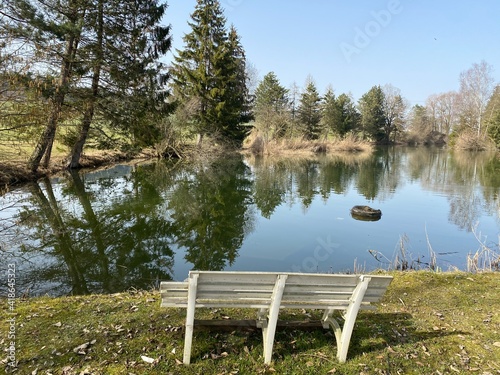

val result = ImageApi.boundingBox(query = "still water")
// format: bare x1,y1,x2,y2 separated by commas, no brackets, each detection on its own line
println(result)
1,147,499,296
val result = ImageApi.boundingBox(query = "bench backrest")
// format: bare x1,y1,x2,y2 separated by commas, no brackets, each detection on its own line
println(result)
161,271,392,310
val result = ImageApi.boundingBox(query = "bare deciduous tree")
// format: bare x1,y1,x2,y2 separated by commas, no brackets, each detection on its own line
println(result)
382,84,408,142
426,91,460,135
459,60,495,136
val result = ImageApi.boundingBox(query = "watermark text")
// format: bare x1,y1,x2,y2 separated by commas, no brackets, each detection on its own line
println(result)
6,263,17,369
340,0,403,63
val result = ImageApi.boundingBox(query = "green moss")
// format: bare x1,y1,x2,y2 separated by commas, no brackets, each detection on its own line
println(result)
2,272,499,374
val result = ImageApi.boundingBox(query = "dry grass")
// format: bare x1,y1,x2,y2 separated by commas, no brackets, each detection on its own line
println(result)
467,227,500,272
243,131,373,156
330,133,373,152
454,130,496,151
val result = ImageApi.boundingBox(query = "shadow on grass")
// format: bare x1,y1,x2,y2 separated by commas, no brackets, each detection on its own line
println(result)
352,312,470,358
187,312,471,364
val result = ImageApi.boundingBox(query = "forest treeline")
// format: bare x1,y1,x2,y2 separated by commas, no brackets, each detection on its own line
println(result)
1,0,500,176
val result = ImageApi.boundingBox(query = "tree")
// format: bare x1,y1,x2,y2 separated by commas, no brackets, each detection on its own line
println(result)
486,85,500,148
336,93,360,136
2,0,173,172
382,84,407,143
358,85,386,141
67,0,173,168
427,92,460,136
459,60,495,136
321,89,359,138
320,87,338,137
298,78,322,140
407,104,431,143
253,72,289,142
2,0,87,172
170,0,249,145
217,25,252,142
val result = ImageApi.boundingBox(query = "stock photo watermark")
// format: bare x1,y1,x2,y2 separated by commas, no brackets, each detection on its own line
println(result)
340,0,403,63
5,263,17,370
289,235,340,273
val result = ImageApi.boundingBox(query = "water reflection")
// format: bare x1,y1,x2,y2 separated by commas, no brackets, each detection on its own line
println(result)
1,148,499,296
168,157,254,270
5,167,176,295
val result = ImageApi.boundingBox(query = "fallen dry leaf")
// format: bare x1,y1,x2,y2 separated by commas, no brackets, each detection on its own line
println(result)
73,342,90,354
141,355,155,364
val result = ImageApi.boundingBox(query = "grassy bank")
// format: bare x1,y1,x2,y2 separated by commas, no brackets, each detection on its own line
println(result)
0,150,144,191
2,272,499,374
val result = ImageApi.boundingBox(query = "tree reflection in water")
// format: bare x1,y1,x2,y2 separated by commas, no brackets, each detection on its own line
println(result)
1,148,499,296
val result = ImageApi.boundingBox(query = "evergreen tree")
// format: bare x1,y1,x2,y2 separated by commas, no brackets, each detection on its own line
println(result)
253,72,289,141
321,88,338,137
321,89,359,137
486,85,500,148
217,25,251,142
336,93,360,135
358,85,386,141
298,79,322,140
171,0,249,145
2,0,173,171
254,72,289,113
90,0,172,153
2,0,87,171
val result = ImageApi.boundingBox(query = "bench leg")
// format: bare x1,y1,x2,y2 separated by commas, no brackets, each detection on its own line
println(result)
322,309,342,350
183,274,199,365
260,274,288,364
336,276,371,362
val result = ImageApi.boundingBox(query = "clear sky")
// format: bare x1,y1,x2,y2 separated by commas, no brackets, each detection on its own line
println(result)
164,0,500,106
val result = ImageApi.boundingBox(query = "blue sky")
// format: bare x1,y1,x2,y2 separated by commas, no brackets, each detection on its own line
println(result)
164,0,500,106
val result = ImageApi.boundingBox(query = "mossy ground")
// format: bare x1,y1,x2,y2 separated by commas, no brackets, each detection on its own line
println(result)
1,272,499,374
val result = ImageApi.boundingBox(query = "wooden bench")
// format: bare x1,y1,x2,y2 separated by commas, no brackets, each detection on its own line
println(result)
161,271,393,365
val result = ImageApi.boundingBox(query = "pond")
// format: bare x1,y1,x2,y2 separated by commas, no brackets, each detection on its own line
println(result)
1,147,499,296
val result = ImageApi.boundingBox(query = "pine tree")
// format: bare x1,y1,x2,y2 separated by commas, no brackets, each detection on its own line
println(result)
321,88,338,137
171,0,249,145
486,85,500,148
359,85,386,141
3,0,173,171
322,90,359,138
298,79,322,140
2,0,87,171
253,72,289,141
336,93,360,135
93,0,172,151
217,25,251,142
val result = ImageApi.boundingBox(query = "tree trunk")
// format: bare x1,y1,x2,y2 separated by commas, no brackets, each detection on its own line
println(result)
28,111,59,172
68,104,94,169
42,130,55,168
28,35,77,172
68,0,103,169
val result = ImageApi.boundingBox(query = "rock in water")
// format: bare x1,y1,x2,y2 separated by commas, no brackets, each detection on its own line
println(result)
350,205,382,221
